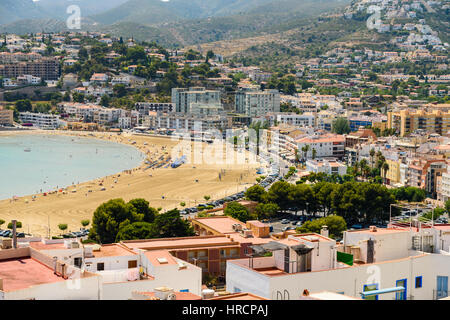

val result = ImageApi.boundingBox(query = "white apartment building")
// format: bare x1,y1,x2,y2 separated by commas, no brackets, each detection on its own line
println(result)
148,111,229,132
296,134,346,160
111,76,131,86
235,89,280,117
135,102,174,115
438,172,450,202
19,112,62,129
275,113,315,127
306,158,347,176
172,87,221,113
188,103,224,116
226,227,450,300
17,74,42,85
93,108,121,125
12,239,203,300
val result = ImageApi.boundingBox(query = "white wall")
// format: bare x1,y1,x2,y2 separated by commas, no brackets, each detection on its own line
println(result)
102,257,202,299
344,230,411,263
3,274,102,300
84,255,139,272
226,254,450,300
226,258,271,298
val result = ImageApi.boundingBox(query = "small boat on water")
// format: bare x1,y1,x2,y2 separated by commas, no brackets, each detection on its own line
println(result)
24,148,31,152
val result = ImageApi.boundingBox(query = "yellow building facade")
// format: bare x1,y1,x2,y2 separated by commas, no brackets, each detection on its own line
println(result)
387,109,450,137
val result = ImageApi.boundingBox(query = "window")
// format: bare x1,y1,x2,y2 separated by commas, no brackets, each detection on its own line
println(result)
128,260,137,268
415,276,422,288
97,262,104,271
396,279,407,300
74,257,82,268
363,284,378,300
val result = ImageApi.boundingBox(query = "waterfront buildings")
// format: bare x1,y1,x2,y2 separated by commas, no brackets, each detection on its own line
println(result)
235,89,280,117
19,112,62,129
0,107,13,126
172,87,221,113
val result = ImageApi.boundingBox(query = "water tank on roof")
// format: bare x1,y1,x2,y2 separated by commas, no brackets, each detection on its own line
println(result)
202,289,215,299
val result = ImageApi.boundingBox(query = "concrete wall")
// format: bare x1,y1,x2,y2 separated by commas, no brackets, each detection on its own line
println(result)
0,247,30,260
344,230,411,263
226,259,271,298
102,258,202,300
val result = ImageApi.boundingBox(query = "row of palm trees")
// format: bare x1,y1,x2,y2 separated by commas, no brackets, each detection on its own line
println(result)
354,148,389,183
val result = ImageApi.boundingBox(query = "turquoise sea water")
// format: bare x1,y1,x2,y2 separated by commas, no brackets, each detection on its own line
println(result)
0,134,145,200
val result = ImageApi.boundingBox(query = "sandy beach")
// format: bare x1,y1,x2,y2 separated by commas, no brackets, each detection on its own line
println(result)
0,130,262,237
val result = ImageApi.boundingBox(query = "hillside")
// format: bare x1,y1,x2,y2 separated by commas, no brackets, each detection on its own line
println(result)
35,0,130,18
91,0,276,25
90,0,349,47
0,0,47,25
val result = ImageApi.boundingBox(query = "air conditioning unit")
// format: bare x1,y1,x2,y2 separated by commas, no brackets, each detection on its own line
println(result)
202,289,215,299
242,229,253,238
232,224,243,231
71,242,80,249
84,246,94,258
1,238,12,249
154,286,174,300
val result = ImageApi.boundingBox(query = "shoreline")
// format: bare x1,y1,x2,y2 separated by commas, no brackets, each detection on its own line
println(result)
0,129,148,201
0,129,263,237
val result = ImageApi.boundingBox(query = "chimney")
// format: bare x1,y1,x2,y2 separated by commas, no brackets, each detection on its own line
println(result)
12,220,17,249
0,278,3,291
321,225,329,238
53,257,58,275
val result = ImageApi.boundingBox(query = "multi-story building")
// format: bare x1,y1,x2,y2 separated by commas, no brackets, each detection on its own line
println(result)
147,111,230,132
135,102,174,115
235,89,280,117
19,112,62,129
403,158,447,197
274,113,315,128
226,226,450,300
387,109,450,137
0,107,14,126
0,57,60,80
306,159,347,176
172,87,221,113
437,170,450,202
296,134,345,160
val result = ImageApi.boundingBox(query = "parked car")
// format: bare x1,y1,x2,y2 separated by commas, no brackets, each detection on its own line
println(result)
350,224,363,229
1,230,12,237
282,226,293,232
281,219,290,224
295,221,303,227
